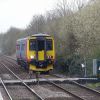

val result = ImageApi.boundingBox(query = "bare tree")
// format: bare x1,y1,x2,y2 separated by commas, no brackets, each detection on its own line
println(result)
28,15,46,34
56,0,72,17
75,0,89,11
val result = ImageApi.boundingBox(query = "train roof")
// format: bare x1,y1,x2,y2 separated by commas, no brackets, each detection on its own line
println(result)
17,37,28,42
32,33,50,37
17,33,51,42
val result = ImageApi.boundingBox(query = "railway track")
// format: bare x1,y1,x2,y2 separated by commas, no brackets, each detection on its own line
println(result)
0,56,84,100
0,60,17,80
0,61,43,100
54,81,100,100
1,55,100,100
0,77,12,100
2,56,62,79
1,56,30,79
49,74,100,100
30,82,84,100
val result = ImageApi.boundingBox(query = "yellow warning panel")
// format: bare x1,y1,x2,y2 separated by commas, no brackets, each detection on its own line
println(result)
29,64,53,71
38,51,44,61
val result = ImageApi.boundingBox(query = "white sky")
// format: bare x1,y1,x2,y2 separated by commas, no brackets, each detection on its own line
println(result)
0,0,58,33
0,0,89,33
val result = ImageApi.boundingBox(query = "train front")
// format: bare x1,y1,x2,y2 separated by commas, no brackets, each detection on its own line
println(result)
28,34,55,72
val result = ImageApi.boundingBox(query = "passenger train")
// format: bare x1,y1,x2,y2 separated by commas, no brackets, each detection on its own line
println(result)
16,33,55,73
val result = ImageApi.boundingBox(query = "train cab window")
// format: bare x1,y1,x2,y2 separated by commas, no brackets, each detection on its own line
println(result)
29,39,36,50
46,39,53,50
38,40,45,51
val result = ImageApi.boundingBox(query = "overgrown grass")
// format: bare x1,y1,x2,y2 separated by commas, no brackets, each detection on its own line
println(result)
86,83,100,89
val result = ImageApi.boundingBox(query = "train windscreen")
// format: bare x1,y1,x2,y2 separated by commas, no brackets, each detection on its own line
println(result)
38,40,45,51
46,39,52,50
29,39,36,50
29,39,52,51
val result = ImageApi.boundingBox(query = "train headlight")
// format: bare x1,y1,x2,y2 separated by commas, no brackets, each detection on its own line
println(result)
30,55,34,59
47,56,53,59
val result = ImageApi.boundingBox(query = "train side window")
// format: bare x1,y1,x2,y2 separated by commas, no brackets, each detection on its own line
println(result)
29,39,36,50
46,39,53,50
16,45,20,50
21,44,25,51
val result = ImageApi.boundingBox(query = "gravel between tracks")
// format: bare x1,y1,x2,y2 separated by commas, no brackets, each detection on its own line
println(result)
30,84,80,100
58,83,100,100
0,85,38,100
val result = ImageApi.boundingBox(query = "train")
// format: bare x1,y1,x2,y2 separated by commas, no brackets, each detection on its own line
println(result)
16,33,55,73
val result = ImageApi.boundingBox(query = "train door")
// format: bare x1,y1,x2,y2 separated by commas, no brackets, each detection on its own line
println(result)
37,39,46,61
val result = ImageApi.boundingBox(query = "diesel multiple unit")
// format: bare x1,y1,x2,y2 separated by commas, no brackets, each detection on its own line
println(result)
16,33,55,72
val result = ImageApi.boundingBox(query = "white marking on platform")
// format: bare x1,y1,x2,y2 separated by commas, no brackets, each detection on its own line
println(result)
0,91,3,100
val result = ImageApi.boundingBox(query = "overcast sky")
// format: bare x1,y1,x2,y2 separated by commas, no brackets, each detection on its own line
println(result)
0,0,89,33
0,0,59,33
